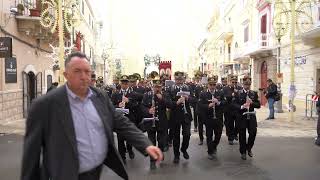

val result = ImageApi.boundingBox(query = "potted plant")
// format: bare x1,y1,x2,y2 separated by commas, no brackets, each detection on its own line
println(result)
29,0,41,17
17,4,24,15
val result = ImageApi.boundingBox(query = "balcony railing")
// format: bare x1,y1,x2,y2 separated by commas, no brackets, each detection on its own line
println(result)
242,33,275,56
16,0,41,17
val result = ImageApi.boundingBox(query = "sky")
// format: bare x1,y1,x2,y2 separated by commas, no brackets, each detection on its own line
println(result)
91,0,215,73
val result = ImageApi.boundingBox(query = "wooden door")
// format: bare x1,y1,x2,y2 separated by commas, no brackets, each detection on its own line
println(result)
260,61,268,106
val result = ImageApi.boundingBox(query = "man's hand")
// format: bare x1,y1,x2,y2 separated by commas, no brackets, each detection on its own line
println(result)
118,102,125,108
149,107,155,115
146,146,163,163
156,94,163,100
176,97,185,105
122,97,129,103
208,102,215,108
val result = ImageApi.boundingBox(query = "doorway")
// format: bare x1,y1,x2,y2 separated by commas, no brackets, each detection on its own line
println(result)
260,61,268,106
23,71,42,118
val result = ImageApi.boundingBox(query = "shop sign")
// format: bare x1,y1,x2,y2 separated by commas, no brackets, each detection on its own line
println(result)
5,57,17,83
0,37,12,58
283,56,307,65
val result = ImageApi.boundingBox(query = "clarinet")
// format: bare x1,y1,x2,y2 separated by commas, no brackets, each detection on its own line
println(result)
246,92,251,120
212,93,217,119
151,91,157,127
180,88,188,115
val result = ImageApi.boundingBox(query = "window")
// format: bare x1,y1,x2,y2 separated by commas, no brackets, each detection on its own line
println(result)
318,5,320,22
82,0,85,14
47,75,52,90
244,25,249,43
228,44,231,61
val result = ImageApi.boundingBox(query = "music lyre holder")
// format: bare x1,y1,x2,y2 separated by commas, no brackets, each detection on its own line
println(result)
115,108,130,115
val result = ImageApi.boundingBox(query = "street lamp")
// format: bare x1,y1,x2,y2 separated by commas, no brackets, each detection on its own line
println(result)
101,50,109,84
273,0,316,120
40,0,80,84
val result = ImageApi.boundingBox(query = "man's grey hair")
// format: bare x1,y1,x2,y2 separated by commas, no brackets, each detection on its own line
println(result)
65,51,89,68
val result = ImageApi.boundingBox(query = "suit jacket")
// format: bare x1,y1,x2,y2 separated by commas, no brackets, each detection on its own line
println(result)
21,85,152,180
141,91,170,131
198,90,226,127
232,89,261,128
111,89,141,125
167,84,194,123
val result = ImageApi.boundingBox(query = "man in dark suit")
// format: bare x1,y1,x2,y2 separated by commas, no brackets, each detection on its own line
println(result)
21,52,163,180
111,75,143,162
198,77,225,159
233,77,260,160
141,77,170,169
167,71,194,164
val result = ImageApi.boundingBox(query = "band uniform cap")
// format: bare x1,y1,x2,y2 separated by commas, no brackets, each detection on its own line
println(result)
243,75,251,82
128,75,138,82
221,77,227,81
133,73,141,81
120,75,129,82
174,71,185,80
194,74,202,79
231,75,238,81
91,73,96,79
152,76,161,86
97,76,103,81
212,75,219,81
208,77,218,84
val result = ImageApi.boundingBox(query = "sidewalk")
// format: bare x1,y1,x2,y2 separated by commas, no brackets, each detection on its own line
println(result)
0,118,25,135
255,107,317,138
0,107,318,138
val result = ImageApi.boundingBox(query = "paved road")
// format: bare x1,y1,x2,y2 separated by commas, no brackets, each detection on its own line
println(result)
1,133,319,180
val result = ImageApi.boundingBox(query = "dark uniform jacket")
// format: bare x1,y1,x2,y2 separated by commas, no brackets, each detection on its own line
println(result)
167,84,195,123
198,89,226,127
232,89,261,128
111,89,141,125
141,91,170,130
223,85,242,112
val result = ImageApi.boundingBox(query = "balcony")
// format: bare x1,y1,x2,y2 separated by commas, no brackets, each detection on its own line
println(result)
243,33,275,58
217,23,233,40
233,47,250,63
14,0,68,42
301,23,320,45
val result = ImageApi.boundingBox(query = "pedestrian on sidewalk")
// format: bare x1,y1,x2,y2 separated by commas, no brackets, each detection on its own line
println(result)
263,79,278,120
21,52,163,180
46,82,58,93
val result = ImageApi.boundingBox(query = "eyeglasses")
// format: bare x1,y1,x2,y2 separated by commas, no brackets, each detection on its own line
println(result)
208,83,216,86
232,82,237,84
